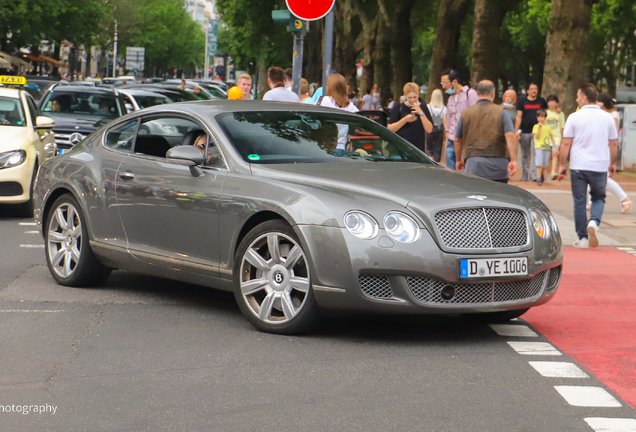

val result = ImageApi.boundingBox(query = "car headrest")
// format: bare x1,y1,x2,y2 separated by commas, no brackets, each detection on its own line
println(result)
182,129,205,147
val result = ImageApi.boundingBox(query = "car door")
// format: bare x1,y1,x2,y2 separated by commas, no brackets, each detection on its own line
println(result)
115,113,227,276
24,93,56,162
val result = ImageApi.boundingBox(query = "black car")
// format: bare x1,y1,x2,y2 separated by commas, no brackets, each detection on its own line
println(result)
120,84,197,102
38,85,127,154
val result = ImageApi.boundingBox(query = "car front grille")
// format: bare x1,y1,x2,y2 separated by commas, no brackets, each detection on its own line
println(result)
54,131,87,148
546,266,561,293
406,270,547,305
359,275,393,300
434,207,529,249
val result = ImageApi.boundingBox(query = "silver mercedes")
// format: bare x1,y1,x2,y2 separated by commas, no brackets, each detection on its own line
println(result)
33,101,563,334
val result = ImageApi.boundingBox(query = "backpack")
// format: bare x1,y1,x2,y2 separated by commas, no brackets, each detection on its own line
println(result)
428,104,445,133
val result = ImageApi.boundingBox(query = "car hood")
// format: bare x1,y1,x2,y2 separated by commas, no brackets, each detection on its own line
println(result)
46,114,112,131
252,162,541,212
0,126,29,151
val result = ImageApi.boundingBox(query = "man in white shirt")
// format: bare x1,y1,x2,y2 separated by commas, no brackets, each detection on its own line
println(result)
263,67,300,103
558,83,618,248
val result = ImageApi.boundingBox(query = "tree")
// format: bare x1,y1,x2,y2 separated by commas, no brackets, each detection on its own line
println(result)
541,0,599,115
350,0,379,98
426,0,473,100
470,0,523,89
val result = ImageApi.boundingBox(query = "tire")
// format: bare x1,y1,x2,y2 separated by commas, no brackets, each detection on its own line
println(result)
233,220,320,334
18,165,37,218
44,194,111,287
464,308,530,323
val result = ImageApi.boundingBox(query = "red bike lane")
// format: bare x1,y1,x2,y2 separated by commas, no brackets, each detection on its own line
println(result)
524,247,636,409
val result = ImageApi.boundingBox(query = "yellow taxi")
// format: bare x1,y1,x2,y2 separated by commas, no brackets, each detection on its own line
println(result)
0,76,57,215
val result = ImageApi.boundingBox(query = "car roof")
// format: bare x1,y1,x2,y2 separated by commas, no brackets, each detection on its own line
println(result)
48,85,119,94
139,100,349,117
0,88,23,98
119,88,171,97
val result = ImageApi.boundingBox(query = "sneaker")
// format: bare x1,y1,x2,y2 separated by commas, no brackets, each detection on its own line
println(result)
587,220,599,247
549,172,558,180
537,178,544,186
573,238,589,249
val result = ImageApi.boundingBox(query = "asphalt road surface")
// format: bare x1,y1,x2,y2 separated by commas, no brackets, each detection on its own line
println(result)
1,207,635,431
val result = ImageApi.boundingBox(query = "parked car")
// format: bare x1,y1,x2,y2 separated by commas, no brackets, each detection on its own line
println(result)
120,85,198,103
38,84,127,153
0,85,56,215
33,101,563,334
118,88,173,112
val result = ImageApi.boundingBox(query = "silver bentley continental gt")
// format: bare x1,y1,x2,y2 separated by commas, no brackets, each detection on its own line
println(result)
33,101,563,334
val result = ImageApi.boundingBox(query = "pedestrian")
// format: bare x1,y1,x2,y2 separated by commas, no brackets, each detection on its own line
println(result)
532,109,555,186
425,89,447,162
440,69,478,169
319,73,359,156
453,80,517,183
284,68,293,91
371,84,380,110
300,78,313,104
515,83,547,181
237,73,253,100
545,95,565,180
587,93,631,213
387,97,395,110
557,84,618,248
178,79,186,90
263,67,300,102
387,82,434,152
501,89,517,124
361,88,372,110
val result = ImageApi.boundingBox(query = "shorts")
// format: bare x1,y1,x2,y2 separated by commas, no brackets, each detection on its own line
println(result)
534,148,551,168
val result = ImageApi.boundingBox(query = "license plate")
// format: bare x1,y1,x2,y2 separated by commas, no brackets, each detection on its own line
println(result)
460,257,528,278
58,148,68,155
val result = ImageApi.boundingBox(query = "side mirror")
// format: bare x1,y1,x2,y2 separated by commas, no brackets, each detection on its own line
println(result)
166,145,205,177
35,116,55,129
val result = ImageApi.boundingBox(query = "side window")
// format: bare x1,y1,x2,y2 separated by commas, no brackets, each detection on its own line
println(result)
105,119,138,153
205,138,226,169
25,95,38,124
134,116,204,159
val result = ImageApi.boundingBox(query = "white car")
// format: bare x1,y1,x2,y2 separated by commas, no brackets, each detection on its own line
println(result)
0,84,57,215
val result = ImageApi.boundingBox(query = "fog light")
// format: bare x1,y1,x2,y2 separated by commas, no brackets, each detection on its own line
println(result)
440,285,456,301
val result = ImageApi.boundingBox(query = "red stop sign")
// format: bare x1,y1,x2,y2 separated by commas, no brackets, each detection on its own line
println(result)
286,0,335,21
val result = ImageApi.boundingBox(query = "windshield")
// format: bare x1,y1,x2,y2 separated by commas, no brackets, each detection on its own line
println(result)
216,111,434,165
41,91,123,118
0,97,26,127
134,95,172,109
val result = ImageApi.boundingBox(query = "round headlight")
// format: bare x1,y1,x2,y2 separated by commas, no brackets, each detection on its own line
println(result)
344,211,379,239
383,212,421,243
531,209,551,239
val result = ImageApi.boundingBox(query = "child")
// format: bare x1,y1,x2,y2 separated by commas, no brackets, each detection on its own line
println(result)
545,95,565,180
533,109,555,186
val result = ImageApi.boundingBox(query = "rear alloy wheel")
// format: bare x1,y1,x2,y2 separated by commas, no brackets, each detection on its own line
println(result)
45,194,111,287
234,220,319,334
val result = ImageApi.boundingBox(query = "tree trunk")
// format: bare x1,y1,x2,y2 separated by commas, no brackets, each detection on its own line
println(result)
351,0,378,99
333,0,359,90
470,0,522,90
303,18,324,85
257,59,268,100
541,0,598,116
426,0,473,101
373,14,392,107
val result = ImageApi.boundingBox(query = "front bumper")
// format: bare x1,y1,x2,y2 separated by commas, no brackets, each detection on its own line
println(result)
298,225,563,314
0,157,35,204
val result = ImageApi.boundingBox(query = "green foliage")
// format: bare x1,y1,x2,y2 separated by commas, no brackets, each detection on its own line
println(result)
216,0,292,74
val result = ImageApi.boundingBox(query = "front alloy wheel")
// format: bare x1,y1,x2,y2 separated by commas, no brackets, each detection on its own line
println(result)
234,220,319,334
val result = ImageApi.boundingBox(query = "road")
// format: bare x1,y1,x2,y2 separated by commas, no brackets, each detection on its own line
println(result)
0,205,635,431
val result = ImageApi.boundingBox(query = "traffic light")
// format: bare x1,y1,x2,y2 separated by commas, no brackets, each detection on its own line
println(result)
272,10,307,33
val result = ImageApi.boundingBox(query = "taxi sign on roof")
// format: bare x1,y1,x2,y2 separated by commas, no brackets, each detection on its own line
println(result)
0,76,27,86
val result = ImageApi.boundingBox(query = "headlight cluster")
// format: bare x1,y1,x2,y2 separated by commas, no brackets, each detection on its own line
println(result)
344,210,421,243
0,150,26,170
531,209,551,239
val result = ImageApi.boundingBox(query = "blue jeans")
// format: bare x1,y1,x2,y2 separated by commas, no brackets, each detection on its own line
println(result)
571,170,607,240
446,139,456,169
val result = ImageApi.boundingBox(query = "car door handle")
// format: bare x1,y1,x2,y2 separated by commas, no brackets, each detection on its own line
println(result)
119,172,135,180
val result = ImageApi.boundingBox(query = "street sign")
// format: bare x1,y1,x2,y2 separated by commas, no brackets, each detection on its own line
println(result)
207,19,219,56
125,47,145,72
285,0,335,21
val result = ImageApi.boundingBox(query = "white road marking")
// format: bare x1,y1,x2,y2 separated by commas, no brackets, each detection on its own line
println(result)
20,244,44,248
616,247,635,251
490,324,538,337
529,361,588,378
23,230,40,234
508,341,562,356
0,310,66,313
584,417,636,431
554,386,621,407
18,222,37,226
